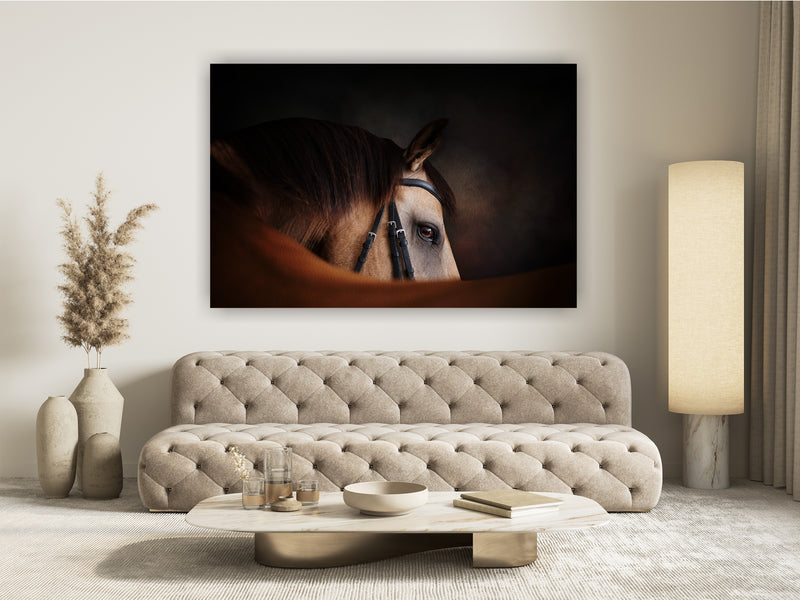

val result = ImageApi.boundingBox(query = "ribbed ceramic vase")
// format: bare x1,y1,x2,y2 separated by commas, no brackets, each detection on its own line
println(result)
35,395,79,498
69,369,124,490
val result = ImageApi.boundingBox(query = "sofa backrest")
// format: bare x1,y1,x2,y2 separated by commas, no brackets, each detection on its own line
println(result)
171,351,631,427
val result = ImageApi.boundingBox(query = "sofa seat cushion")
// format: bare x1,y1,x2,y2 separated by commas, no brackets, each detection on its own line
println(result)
138,422,662,512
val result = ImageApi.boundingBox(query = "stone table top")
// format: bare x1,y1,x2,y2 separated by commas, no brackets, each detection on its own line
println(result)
187,491,609,534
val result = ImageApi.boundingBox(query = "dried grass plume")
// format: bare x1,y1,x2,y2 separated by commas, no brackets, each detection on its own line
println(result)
57,173,158,368
229,446,250,482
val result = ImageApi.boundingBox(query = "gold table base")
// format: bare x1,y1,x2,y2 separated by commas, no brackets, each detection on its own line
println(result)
254,531,538,568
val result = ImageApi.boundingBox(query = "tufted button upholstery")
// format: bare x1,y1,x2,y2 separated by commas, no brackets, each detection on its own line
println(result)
170,351,631,427
139,351,661,512
137,421,662,512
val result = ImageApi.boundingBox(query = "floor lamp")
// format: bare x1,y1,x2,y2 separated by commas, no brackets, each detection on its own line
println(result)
668,160,744,489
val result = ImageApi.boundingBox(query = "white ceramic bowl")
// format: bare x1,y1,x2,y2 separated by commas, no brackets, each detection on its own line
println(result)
343,481,429,516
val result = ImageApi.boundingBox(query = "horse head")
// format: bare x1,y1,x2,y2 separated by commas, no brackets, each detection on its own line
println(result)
211,118,460,282
323,119,460,281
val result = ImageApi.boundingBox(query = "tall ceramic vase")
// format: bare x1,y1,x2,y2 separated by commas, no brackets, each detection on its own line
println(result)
69,369,124,490
35,395,79,498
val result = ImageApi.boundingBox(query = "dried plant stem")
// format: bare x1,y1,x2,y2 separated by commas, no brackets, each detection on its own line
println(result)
230,446,250,482
57,173,157,368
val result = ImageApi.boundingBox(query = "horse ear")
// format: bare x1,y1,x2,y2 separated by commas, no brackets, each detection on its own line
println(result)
404,118,448,172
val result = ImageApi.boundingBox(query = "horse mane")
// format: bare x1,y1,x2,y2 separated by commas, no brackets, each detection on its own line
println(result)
211,118,455,249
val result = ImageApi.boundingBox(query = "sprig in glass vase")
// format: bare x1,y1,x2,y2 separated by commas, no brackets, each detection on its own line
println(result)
229,446,250,482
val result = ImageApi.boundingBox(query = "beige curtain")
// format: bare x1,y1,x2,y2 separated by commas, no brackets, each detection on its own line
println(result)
751,1,800,500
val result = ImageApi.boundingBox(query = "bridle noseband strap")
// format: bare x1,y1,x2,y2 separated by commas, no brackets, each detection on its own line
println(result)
353,178,443,280
387,202,405,279
394,206,415,280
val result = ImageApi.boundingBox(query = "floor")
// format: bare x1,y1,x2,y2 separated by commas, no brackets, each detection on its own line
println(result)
0,478,798,600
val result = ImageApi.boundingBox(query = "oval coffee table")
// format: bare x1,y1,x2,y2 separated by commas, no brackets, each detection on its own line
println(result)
187,491,609,568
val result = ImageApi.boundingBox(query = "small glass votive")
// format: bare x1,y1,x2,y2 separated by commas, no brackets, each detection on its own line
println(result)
296,479,319,506
241,478,266,509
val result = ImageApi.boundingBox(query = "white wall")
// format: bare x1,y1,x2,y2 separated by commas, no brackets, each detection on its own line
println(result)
0,1,758,480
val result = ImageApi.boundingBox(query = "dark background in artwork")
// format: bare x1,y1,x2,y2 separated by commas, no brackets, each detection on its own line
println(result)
211,64,576,280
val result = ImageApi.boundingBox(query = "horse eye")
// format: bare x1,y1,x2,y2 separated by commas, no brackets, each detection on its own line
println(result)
417,224,439,244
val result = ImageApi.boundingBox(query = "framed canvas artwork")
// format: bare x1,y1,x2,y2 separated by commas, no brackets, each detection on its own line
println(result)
211,64,576,307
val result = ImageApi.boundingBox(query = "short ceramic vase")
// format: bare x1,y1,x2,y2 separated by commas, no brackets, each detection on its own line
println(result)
35,395,79,498
69,368,124,490
82,432,123,499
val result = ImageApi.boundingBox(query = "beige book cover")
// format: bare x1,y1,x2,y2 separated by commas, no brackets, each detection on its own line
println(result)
460,489,563,511
453,498,560,518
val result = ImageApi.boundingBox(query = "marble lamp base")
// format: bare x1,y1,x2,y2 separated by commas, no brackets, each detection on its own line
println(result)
682,414,730,489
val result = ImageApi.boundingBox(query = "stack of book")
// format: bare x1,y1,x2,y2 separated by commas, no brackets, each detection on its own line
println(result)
453,489,563,518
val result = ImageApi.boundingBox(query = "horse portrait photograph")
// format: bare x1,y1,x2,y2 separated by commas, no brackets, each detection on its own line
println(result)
210,64,576,307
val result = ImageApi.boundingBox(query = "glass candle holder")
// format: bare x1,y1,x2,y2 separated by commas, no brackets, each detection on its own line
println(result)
241,477,266,510
296,479,319,506
266,447,293,505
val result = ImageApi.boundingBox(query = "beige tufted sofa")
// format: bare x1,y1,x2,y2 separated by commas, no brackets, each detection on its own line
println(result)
137,351,662,512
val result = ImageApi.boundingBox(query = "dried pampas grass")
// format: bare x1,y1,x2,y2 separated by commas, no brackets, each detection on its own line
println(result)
57,173,157,368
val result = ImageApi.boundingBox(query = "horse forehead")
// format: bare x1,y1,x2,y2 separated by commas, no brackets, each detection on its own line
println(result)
394,185,444,219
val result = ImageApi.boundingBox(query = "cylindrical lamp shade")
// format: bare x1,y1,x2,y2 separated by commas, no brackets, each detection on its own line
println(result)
668,161,744,415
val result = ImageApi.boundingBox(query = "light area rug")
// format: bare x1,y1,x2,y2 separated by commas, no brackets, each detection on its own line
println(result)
0,478,797,600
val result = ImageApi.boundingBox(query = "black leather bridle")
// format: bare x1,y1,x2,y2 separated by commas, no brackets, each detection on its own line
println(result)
353,178,444,280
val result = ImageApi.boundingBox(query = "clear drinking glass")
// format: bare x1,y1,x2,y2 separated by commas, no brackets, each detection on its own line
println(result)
241,477,266,509
266,447,293,505
296,479,319,506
